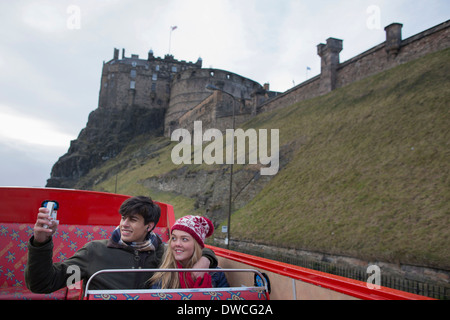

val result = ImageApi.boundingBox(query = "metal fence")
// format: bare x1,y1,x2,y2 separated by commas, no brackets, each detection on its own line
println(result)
215,243,449,300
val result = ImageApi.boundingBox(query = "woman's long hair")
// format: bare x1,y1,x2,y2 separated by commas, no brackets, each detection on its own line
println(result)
148,235,203,289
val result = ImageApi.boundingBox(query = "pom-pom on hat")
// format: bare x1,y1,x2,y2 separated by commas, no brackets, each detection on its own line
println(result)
171,215,214,248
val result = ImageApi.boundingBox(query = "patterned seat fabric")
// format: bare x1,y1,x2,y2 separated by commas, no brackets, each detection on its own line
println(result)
0,223,168,300
87,289,268,300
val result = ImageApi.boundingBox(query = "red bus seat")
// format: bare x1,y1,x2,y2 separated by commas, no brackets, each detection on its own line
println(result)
84,268,270,300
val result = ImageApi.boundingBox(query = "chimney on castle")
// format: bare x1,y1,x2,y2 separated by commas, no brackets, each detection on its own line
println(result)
385,23,403,57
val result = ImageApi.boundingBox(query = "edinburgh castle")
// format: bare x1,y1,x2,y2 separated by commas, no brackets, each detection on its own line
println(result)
47,20,449,188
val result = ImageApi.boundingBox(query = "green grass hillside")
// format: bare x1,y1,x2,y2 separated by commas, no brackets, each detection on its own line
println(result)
230,48,450,269
89,48,449,270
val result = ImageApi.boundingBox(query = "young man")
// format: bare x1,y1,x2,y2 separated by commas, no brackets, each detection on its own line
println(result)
25,196,217,293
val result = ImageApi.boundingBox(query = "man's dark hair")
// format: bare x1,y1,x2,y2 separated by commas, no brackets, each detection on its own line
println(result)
119,196,161,227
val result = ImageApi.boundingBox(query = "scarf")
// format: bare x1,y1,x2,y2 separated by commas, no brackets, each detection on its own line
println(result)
177,262,212,288
109,226,160,252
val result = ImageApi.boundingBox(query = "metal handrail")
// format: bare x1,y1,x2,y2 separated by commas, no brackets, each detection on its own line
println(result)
84,268,269,298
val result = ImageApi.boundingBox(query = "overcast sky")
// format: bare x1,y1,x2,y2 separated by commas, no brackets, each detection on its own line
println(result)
0,0,448,188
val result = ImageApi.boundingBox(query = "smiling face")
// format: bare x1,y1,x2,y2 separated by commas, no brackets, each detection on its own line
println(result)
119,213,154,243
170,229,196,267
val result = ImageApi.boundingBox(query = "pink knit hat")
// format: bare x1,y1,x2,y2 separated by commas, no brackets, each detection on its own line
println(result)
171,215,214,248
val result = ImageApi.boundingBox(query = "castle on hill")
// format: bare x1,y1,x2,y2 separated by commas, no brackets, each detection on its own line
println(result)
97,20,449,137
99,48,280,137
47,20,449,188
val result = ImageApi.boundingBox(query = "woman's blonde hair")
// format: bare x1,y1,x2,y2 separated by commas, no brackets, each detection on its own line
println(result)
148,235,203,289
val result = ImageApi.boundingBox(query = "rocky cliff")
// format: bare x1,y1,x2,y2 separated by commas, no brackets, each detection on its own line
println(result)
46,106,165,188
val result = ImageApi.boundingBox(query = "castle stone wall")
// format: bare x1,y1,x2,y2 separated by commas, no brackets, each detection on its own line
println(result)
336,20,450,89
98,51,202,111
165,68,264,136
259,20,449,114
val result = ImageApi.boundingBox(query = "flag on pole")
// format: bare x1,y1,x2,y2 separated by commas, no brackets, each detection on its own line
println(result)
169,26,178,54
306,66,311,80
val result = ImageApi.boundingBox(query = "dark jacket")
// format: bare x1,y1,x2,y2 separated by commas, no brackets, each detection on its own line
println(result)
25,234,217,294
211,269,230,288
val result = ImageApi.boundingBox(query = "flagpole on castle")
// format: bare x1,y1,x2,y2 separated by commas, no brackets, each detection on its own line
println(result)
169,25,177,55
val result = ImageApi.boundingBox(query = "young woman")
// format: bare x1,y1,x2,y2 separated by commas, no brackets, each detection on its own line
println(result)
148,215,228,289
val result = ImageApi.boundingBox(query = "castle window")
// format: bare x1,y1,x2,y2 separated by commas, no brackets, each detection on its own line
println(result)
130,81,135,89
152,74,157,81
171,66,177,72
210,71,215,77
130,70,136,78
155,65,160,71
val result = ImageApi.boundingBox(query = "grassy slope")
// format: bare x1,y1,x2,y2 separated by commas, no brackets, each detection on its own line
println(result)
87,135,204,219
230,48,449,269
90,48,449,269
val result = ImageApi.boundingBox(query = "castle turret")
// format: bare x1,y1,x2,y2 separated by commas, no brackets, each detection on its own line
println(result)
385,23,403,57
165,68,265,136
317,37,343,93
148,49,154,60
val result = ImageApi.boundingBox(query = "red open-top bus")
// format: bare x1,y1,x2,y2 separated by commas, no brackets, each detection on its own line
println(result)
0,187,433,300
